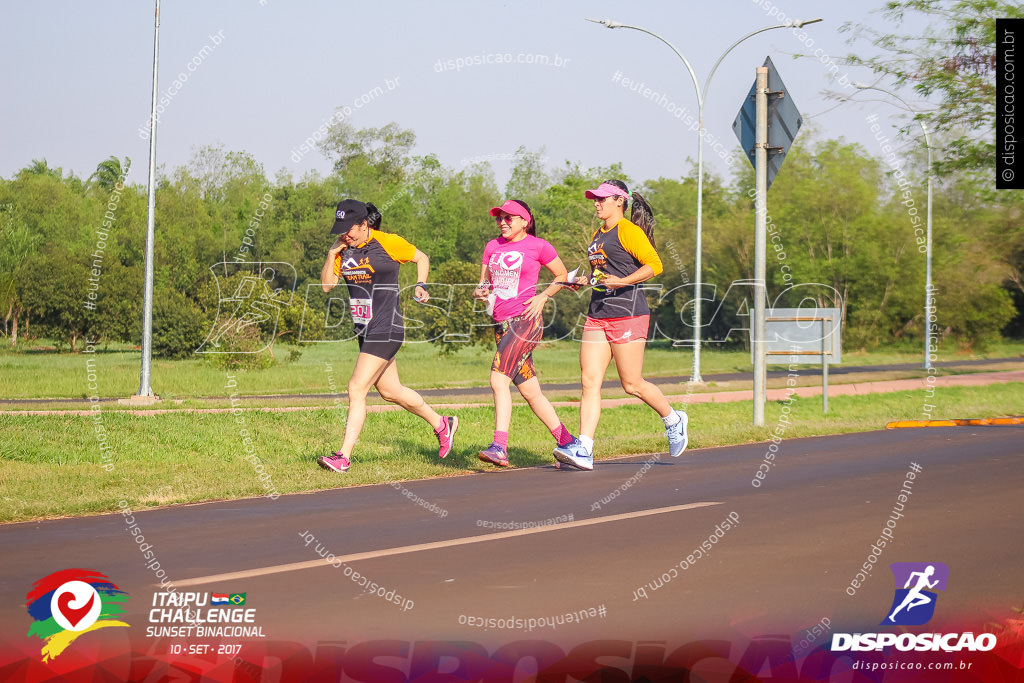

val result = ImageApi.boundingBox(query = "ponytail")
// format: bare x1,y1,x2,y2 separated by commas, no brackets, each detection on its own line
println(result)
365,202,382,229
628,191,656,248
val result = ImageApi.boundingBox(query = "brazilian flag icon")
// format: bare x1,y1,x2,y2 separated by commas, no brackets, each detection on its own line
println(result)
228,593,246,605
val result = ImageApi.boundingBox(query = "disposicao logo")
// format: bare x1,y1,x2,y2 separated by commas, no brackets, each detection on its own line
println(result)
883,562,948,626
831,562,996,653
25,569,130,662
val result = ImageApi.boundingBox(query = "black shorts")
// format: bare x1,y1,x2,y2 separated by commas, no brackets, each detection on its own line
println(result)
357,335,403,361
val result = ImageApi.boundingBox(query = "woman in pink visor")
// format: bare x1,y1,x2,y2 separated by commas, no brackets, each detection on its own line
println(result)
553,180,688,471
472,199,578,468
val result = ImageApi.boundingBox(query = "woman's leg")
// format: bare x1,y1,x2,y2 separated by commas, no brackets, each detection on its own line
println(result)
608,340,674,417
490,371,514,434
338,352,392,456
375,358,458,458
374,359,442,429
488,317,541,450
579,328,613,440
517,376,562,432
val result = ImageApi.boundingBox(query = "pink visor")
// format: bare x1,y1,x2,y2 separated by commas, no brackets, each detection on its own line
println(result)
489,200,532,221
584,182,629,200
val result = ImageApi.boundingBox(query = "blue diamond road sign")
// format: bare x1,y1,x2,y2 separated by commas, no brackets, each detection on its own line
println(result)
732,56,803,190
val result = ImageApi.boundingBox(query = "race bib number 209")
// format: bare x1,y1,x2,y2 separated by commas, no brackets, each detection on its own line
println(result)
349,298,372,325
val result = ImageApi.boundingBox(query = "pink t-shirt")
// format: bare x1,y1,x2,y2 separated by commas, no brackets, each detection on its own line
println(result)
482,235,558,322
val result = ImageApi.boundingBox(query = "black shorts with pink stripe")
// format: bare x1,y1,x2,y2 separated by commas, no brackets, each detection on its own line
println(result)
491,315,543,386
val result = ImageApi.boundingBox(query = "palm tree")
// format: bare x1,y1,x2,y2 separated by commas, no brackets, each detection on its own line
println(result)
89,156,131,194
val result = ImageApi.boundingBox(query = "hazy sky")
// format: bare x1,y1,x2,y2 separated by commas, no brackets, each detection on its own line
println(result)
0,0,932,189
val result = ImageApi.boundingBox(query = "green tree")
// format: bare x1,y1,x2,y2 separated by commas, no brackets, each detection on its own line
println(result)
19,253,99,351
19,158,64,181
0,206,41,345
533,162,628,259
505,146,550,200
318,121,416,185
416,260,492,356
88,156,131,195
151,287,210,360
841,0,1024,176
99,261,144,344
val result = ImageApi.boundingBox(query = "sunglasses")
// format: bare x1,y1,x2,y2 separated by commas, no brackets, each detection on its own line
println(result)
593,196,617,203
495,214,523,224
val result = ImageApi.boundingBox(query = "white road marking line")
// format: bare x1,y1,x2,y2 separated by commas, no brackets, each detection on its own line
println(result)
172,501,722,587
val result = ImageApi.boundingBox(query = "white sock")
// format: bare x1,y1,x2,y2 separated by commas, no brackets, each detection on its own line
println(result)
579,435,594,454
662,410,681,428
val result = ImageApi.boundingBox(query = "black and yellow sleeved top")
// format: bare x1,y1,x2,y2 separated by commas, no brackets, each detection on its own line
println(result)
333,230,416,341
586,218,664,319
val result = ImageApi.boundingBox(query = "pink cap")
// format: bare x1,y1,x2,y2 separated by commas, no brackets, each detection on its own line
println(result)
584,182,629,200
489,199,532,221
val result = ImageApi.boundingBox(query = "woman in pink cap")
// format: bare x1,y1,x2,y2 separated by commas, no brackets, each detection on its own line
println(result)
472,199,578,467
553,180,688,471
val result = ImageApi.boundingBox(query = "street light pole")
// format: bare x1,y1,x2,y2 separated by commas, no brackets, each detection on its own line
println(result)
586,17,821,383
136,0,160,401
854,84,933,370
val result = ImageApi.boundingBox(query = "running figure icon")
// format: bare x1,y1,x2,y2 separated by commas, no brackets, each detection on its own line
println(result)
887,565,939,623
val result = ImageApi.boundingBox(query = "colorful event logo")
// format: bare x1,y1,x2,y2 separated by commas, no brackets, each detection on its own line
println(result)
882,562,949,626
25,569,129,662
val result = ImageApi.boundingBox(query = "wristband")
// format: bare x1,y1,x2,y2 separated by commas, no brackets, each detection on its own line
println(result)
416,282,428,290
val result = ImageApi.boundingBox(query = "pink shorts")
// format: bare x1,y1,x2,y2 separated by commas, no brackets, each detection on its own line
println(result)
583,315,650,344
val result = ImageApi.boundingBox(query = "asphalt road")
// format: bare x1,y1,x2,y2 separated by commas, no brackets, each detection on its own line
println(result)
2,425,1022,675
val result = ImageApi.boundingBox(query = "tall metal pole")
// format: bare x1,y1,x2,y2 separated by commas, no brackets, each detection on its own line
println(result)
924,124,933,370
137,0,160,399
753,66,769,427
853,84,933,370
585,19,821,384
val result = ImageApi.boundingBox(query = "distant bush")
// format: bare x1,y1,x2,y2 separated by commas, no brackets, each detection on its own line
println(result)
152,289,208,360
204,323,276,371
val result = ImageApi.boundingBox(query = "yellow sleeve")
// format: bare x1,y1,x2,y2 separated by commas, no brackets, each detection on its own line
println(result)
618,221,663,275
374,232,416,263
333,254,341,276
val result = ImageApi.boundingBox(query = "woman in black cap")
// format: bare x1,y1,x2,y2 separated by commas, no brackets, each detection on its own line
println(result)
317,200,458,472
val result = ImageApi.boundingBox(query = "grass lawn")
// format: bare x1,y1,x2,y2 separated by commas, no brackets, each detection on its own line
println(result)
1,383,1022,522
2,339,1022,400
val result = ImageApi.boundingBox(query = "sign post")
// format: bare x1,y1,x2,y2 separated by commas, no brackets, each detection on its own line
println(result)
753,66,768,426
754,308,843,413
732,56,804,425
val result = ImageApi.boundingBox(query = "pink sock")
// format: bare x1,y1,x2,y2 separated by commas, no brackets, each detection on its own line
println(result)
493,431,509,449
551,424,573,447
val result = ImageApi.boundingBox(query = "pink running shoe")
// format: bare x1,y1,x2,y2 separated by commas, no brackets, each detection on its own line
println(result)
318,452,350,472
435,416,459,458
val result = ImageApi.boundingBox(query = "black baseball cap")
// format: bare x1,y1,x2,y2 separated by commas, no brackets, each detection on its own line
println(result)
330,199,368,234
